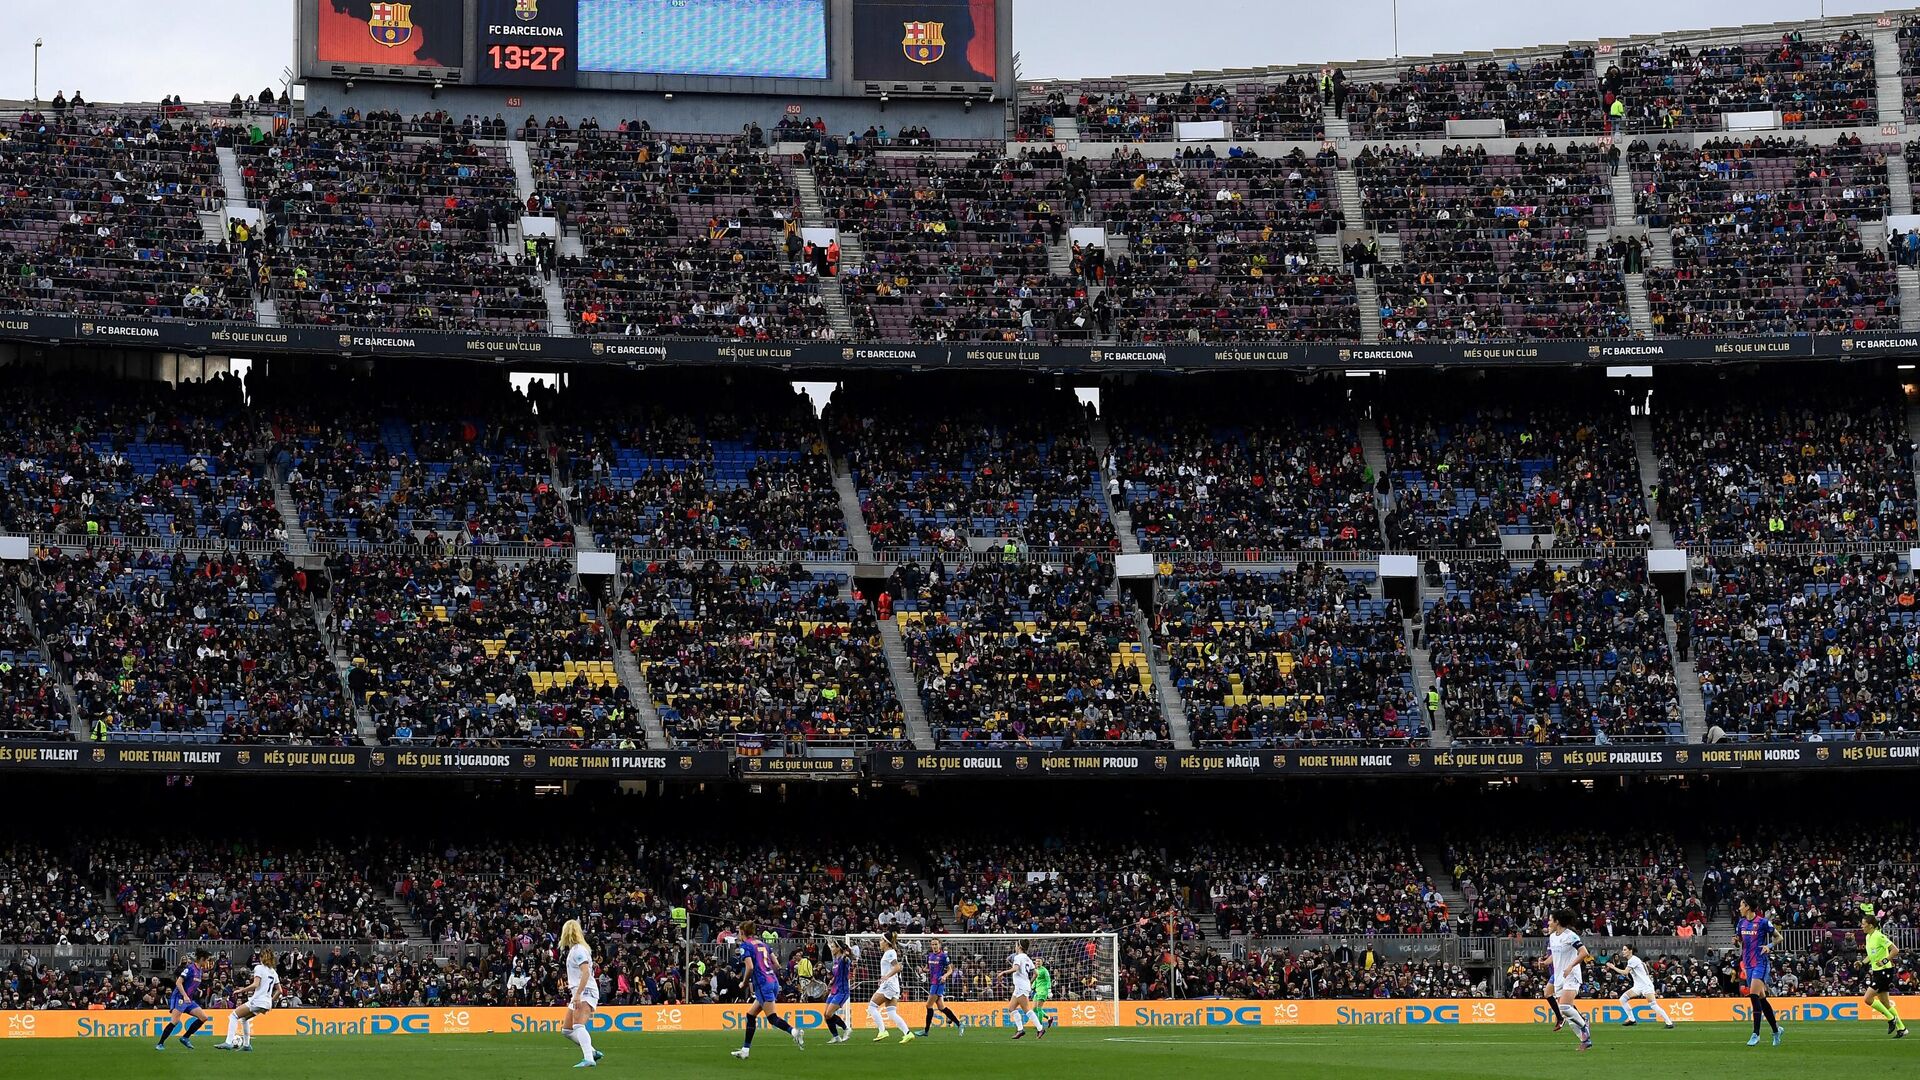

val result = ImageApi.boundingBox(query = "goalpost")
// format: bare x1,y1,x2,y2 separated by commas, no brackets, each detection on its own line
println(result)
843,932,1122,1029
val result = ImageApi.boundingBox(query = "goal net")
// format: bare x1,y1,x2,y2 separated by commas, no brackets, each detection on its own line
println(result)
842,932,1120,1027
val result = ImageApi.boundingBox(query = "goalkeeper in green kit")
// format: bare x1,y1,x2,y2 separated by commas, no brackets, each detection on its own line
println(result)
1031,960,1055,1032
1862,906,1909,1038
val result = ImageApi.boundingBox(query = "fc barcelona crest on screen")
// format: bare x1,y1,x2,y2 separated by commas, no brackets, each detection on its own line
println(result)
902,21,946,65
368,2,415,48
515,0,539,21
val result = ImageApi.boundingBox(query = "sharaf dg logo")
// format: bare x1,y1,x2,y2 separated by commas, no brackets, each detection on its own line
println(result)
296,1013,431,1035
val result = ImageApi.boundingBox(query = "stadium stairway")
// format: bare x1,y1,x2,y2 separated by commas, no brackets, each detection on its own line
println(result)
1874,26,1906,125
1891,152,1916,217
1323,102,1349,143
1357,416,1393,542
1407,619,1447,748
378,894,430,941
506,137,576,335
1133,605,1195,749
1648,229,1675,269
1334,166,1364,230
214,146,277,327
15,583,80,737
875,618,935,749
606,626,672,750
1085,411,1141,556
1416,844,1470,924
824,424,878,561
1629,415,1676,550
1624,273,1653,335
1356,276,1383,343
1608,163,1638,230
273,477,312,559
792,163,858,338
1665,615,1708,743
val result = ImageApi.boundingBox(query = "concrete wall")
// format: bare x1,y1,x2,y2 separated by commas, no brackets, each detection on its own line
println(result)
301,78,1003,140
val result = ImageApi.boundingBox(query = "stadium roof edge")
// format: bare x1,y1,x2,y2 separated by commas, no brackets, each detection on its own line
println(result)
1034,5,1916,92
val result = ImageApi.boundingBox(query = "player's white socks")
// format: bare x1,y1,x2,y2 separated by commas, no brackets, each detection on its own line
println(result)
867,1003,885,1032
886,1006,910,1035
1557,1003,1589,1038
570,1025,596,1062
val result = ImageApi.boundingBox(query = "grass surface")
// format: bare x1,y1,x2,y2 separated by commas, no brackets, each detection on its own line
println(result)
4,1023,1912,1079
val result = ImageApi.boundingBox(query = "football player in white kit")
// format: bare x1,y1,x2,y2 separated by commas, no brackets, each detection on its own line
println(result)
1546,910,1594,1051
1605,944,1674,1028
996,941,1048,1040
559,919,605,1069
216,950,280,1051
866,930,916,1043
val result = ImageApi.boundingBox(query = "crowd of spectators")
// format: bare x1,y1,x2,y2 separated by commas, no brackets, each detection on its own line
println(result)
1157,564,1419,745
329,553,630,746
238,109,544,330
535,128,828,339
1019,78,1326,143
1607,34,1877,134
1445,830,1701,937
1651,378,1914,546
268,374,573,548
0,372,277,543
1091,148,1359,343
1633,135,1896,336
1379,390,1646,547
1185,835,1443,936
618,559,903,747
552,376,845,554
895,556,1167,745
30,550,348,743
1685,554,1920,741
0,108,250,321
1345,51,1603,138
822,147,1088,342
1424,560,1682,743
831,383,1112,553
1106,382,1380,553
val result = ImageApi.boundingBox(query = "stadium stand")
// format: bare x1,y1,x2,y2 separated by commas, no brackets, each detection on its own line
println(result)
551,375,846,555
237,110,544,330
1423,559,1682,743
0,109,249,322
1155,563,1420,746
329,553,628,746
532,127,830,339
1105,380,1381,553
31,550,346,743
894,557,1166,746
618,560,904,747
1684,553,1920,741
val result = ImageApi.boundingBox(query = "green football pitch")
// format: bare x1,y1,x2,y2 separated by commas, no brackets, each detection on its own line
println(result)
2,1024,1913,1080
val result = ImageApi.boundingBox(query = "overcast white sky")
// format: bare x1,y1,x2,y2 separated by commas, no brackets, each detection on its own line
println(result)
0,0,1902,101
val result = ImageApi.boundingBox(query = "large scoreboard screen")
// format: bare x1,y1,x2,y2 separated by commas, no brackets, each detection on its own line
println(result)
476,0,579,85
303,0,1009,95
477,0,828,84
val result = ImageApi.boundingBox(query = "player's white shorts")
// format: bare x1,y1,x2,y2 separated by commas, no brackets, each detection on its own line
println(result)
876,977,900,1000
1012,979,1033,1000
